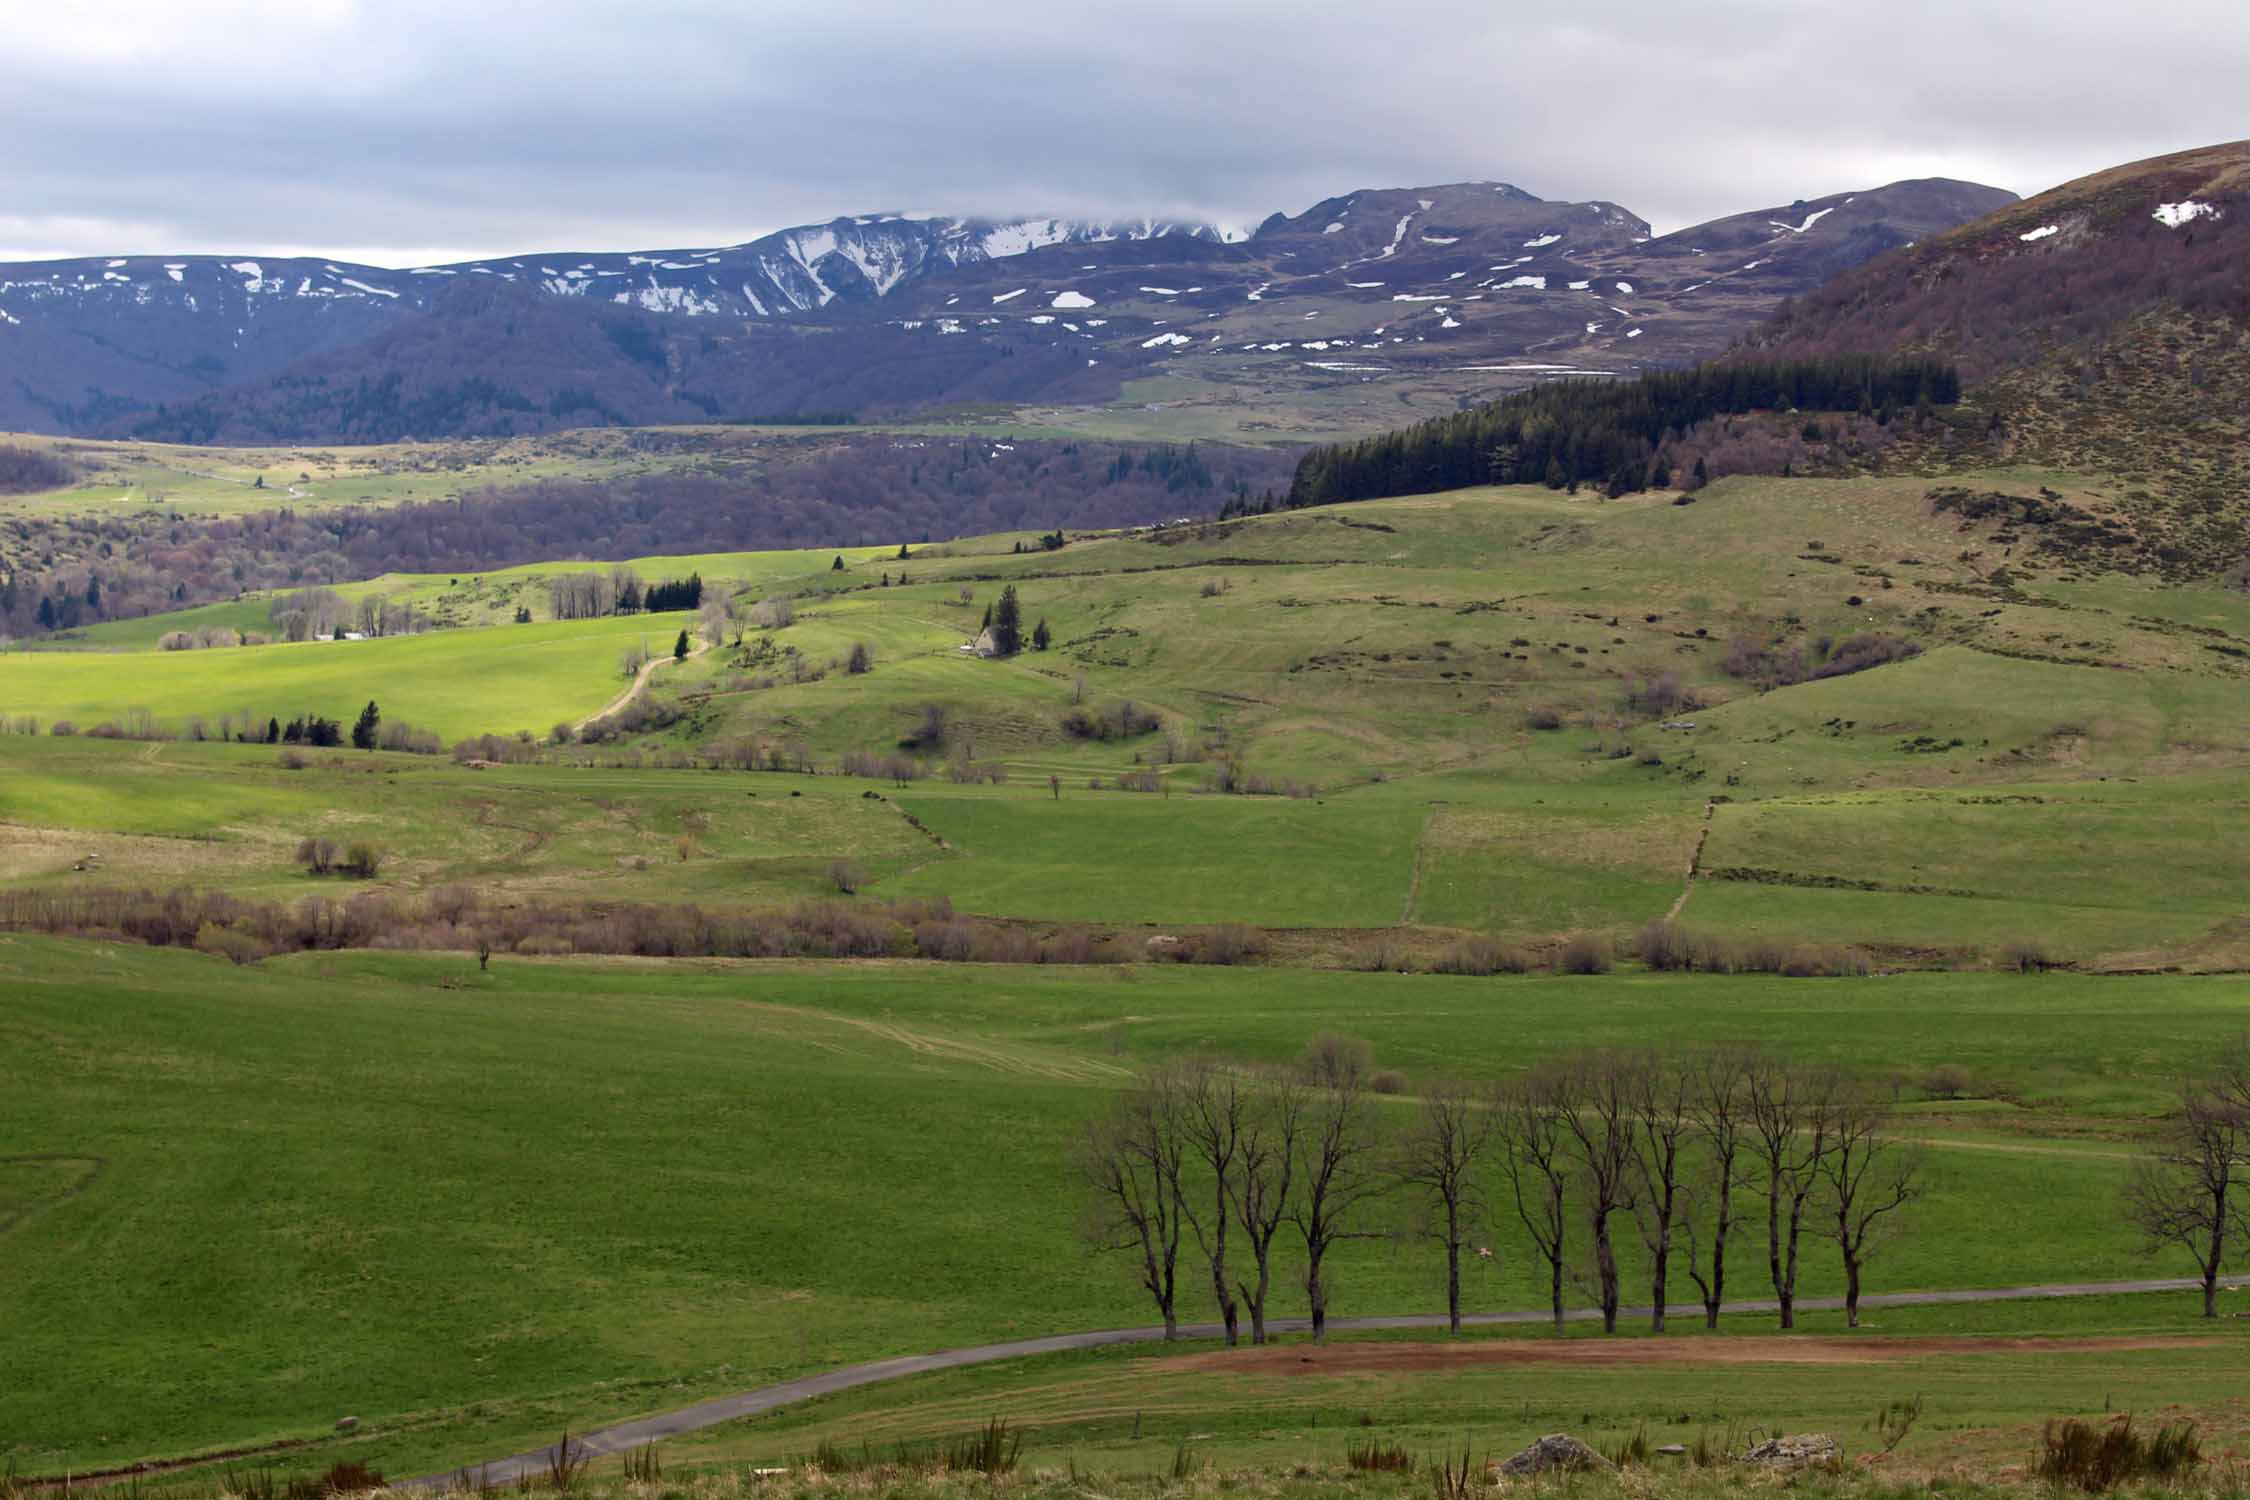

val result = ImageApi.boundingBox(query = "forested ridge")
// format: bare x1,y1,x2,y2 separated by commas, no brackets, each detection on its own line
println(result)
1287,356,1961,506
0,436,1292,638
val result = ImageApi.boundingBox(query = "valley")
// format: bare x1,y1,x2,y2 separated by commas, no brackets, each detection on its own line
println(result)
3,123,2249,1500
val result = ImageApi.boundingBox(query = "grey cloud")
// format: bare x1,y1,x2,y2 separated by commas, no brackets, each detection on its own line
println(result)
3,0,2245,264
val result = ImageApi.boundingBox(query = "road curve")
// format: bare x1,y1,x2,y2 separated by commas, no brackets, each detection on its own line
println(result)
413,1276,2206,1486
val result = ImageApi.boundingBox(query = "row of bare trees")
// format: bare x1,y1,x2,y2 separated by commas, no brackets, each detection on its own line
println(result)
1079,1045,1922,1345
2125,1040,2250,1319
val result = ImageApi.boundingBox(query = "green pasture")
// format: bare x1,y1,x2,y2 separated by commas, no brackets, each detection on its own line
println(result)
3,936,2243,1478
0,613,688,741
685,1306,2247,1476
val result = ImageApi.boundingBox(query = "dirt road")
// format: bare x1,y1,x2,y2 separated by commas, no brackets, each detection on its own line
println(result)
412,1275,2207,1486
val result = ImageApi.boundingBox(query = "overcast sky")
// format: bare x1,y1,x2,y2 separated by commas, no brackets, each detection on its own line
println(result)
5,0,2245,266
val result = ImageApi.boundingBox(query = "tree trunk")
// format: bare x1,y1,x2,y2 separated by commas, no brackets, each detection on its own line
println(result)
1242,1260,1272,1345
1705,1195,1731,1329
1766,1180,1786,1328
1843,1256,1861,1329
1163,1311,1178,1341
1593,1209,1620,1333
1307,1253,1329,1341
1649,1215,1671,1333
1550,1255,1566,1336
1446,1240,1462,1334
1210,1186,1238,1346
1778,1195,1802,1330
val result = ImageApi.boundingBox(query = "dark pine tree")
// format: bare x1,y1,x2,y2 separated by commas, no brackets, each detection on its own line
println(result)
991,585,1023,657
1032,617,1052,651
352,700,381,750
673,629,690,661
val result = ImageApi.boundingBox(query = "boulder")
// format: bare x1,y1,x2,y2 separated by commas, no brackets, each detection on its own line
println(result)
335,1416,360,1433
1495,1435,1615,1478
1741,1434,1839,1468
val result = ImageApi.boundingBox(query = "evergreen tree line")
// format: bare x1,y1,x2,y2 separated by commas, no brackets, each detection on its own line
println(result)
1286,356,1963,507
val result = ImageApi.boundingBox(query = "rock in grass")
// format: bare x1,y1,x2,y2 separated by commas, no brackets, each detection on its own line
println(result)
335,1416,359,1433
1495,1434,1615,1477
1741,1433,1839,1468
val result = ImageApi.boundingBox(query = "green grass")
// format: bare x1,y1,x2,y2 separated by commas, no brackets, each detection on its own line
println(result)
0,613,689,741
676,1306,2248,1476
4,936,2244,1478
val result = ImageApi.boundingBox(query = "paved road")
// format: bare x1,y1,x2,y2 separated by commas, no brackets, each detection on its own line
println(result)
412,1276,2206,1486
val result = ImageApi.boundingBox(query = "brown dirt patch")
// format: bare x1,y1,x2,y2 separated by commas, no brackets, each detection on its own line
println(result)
1150,1334,2211,1376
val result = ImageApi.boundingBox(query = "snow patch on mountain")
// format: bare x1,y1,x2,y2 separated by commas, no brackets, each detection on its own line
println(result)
1769,207,1835,234
2153,200,2220,228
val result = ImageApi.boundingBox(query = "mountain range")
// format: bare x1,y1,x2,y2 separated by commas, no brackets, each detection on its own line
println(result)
0,179,2015,441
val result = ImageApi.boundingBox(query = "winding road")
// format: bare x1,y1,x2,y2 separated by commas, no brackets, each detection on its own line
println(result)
413,1275,2206,1486
575,636,713,733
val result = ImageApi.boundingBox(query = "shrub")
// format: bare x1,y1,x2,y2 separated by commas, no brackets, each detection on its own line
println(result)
829,860,865,895
1635,920,1695,971
296,836,339,875
192,922,268,965
1555,932,1613,974
276,749,308,770
340,842,385,879
1432,934,1525,976
847,641,872,674
1059,699,1162,741
1357,936,1404,972
1620,668,1687,717
50,720,76,736
1369,1069,1409,1095
2001,939,2055,973
2034,1417,2200,1492
1921,1063,1975,1100
1347,1441,1415,1474
945,1417,1021,1476
1810,632,1921,680
316,1463,385,1495
1195,922,1265,965
1302,1033,1373,1086
900,702,950,752
1523,705,1564,731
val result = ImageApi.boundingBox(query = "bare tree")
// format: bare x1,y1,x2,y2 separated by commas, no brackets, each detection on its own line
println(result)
1680,1046,1754,1328
1492,1066,1572,1335
1820,1084,1922,1327
1559,1052,1640,1332
698,597,732,648
1079,1069,1192,1338
1288,1053,1387,1340
2125,1078,2249,1319
1747,1059,1842,1329
1179,1062,1247,1345
1395,1078,1496,1333
1231,1069,1305,1345
1627,1054,1693,1332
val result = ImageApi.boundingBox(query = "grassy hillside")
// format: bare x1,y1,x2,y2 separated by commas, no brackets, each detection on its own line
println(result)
0,612,690,741
5,936,2243,1479
7,469,2245,962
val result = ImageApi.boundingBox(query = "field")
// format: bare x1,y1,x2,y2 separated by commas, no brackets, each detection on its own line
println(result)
7,469,2249,962
0,613,691,741
5,935,2246,1482
4,461,2250,1489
